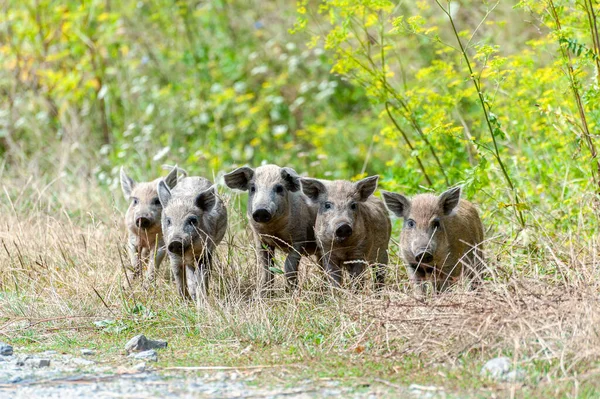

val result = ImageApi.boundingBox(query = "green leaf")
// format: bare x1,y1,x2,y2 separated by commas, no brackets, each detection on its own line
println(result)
269,267,285,275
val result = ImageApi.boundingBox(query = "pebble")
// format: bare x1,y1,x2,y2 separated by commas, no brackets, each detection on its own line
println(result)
124,335,168,353
409,384,446,398
214,372,227,381
9,376,23,383
71,357,95,366
128,350,158,362
43,350,57,356
81,349,95,356
16,356,30,366
133,362,146,372
26,358,51,368
0,342,14,356
481,357,526,382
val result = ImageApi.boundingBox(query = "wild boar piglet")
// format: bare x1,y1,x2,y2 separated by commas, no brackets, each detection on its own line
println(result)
300,175,391,290
382,186,484,292
158,176,227,301
224,164,321,291
120,166,180,284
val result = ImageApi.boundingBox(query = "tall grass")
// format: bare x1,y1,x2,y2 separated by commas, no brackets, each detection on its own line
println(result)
1,164,599,394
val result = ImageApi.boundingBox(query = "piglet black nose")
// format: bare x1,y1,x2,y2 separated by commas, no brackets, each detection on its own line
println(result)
335,224,353,239
252,209,272,223
414,263,434,278
135,217,152,229
415,251,434,264
168,241,184,254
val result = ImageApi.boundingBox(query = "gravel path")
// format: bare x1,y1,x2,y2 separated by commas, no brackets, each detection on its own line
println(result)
0,351,403,398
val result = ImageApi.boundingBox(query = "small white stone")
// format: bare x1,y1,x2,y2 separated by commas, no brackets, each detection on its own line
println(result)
128,349,157,362
124,335,167,353
71,357,95,366
409,384,444,392
26,358,50,368
481,357,526,382
214,371,227,381
409,384,445,398
133,362,146,372
481,357,511,379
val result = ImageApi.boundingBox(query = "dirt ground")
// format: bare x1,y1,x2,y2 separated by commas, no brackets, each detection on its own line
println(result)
0,350,426,399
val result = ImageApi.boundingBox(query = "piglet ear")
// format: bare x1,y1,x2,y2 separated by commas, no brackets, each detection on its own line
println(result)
120,167,136,199
381,190,411,219
355,175,379,202
224,167,254,191
195,186,216,212
438,186,461,215
162,164,188,179
281,167,301,192
157,180,172,207
163,165,180,189
300,178,326,202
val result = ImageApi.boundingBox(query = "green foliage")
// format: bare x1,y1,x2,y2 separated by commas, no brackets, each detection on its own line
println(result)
93,319,130,334
292,0,599,232
0,0,598,235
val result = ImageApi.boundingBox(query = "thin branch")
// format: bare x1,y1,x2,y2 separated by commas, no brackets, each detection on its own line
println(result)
435,0,526,227
337,42,450,186
547,0,599,191
385,102,433,186
465,1,501,50
583,0,600,84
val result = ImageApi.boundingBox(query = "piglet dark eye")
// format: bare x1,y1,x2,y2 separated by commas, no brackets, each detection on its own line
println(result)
432,219,441,229
250,185,256,193
166,218,171,227
188,216,199,226
153,197,161,206
350,202,357,210
406,219,416,228
132,198,139,206
274,184,284,194
324,202,333,210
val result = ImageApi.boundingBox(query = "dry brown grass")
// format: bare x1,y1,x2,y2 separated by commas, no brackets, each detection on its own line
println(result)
1,168,599,396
